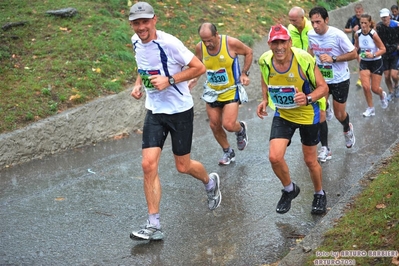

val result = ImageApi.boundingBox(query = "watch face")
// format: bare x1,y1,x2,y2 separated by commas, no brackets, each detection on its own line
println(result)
169,77,175,85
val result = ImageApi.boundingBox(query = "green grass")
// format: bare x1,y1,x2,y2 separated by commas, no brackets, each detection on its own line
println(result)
306,145,399,266
0,0,356,134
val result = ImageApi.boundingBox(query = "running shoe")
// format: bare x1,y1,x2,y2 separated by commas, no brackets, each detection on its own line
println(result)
380,91,388,109
276,183,300,214
318,146,332,163
236,121,248,151
130,221,164,241
395,85,399,98
344,122,355,148
207,173,221,210
326,100,334,121
356,79,362,89
218,149,235,165
311,192,327,215
387,93,394,102
362,107,375,117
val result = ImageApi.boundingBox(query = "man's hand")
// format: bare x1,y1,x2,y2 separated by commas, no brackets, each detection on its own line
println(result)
149,75,169,91
256,100,268,119
240,74,250,86
293,88,308,106
131,84,143,99
187,78,198,90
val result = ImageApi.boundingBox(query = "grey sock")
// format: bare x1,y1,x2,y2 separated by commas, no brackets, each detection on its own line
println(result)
205,176,215,191
148,213,160,228
284,182,294,192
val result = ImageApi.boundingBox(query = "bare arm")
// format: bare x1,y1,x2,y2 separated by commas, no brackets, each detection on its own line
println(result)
256,76,269,119
321,48,357,64
149,55,206,91
293,65,328,106
354,33,359,52
188,42,204,90
131,75,143,99
229,37,253,85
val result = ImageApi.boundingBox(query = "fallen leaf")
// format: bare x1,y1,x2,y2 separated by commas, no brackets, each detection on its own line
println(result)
246,9,251,14
55,197,65,201
69,94,81,101
376,203,386,209
392,256,399,265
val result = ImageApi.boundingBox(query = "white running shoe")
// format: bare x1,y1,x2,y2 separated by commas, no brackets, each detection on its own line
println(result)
380,91,388,109
318,146,332,163
362,107,375,117
344,123,355,148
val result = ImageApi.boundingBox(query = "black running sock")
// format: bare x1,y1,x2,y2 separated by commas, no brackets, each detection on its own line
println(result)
339,113,350,132
319,121,328,147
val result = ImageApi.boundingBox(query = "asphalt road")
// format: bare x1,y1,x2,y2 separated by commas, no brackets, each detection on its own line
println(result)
1,73,399,265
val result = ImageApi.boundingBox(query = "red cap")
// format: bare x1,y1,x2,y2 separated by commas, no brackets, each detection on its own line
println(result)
268,24,291,43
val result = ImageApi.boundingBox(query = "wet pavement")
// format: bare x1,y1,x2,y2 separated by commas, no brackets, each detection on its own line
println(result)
1,74,399,265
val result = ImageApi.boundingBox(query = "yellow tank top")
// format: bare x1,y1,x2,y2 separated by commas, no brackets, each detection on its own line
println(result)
269,55,320,124
201,35,239,102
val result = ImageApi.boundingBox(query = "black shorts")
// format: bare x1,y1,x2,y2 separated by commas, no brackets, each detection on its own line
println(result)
327,79,350,104
359,59,383,75
142,108,194,156
269,116,319,146
207,99,239,108
382,54,399,71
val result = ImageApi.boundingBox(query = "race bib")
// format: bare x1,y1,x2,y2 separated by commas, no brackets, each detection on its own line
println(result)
138,69,161,91
268,85,298,109
206,68,229,86
318,64,334,81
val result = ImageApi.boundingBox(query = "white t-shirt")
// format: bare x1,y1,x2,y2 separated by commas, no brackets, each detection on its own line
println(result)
132,30,194,114
356,29,381,61
308,26,355,84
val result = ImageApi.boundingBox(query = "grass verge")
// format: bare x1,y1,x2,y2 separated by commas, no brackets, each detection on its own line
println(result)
306,143,399,266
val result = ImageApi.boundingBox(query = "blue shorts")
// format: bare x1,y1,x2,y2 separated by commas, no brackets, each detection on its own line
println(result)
269,116,319,147
142,108,194,156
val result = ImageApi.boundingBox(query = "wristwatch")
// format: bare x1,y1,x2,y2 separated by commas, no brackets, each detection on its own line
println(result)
243,71,250,76
306,95,313,106
332,56,337,63
168,76,175,85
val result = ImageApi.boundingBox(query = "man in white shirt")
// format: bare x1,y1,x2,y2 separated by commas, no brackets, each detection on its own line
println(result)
128,1,221,241
308,6,358,150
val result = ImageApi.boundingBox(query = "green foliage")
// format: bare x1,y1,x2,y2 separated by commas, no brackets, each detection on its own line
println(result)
316,0,356,10
307,152,399,265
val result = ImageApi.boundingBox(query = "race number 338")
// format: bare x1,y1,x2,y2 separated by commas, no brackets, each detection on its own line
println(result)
318,64,334,81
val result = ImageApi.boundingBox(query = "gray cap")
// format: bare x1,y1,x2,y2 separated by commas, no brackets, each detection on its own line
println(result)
129,2,154,21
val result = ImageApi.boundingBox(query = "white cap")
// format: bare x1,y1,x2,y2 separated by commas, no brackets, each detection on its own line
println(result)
380,8,390,18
